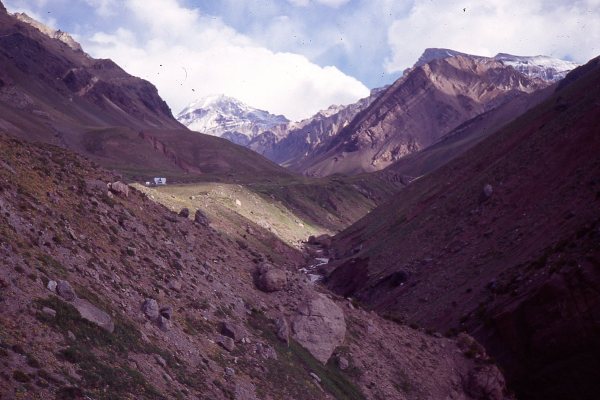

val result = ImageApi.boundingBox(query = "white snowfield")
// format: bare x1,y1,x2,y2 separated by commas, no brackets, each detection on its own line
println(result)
177,94,288,140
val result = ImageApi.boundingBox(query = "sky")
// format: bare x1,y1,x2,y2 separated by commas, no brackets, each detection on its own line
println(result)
4,0,600,121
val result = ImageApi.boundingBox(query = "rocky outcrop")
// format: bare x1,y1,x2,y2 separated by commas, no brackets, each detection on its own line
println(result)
291,294,346,363
13,12,83,52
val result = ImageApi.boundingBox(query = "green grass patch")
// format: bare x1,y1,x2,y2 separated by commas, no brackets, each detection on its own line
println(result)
248,311,365,400
58,344,163,400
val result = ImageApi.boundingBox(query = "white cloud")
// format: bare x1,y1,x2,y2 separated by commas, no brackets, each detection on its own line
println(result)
84,0,116,17
288,0,350,8
385,0,600,72
83,0,368,121
315,0,351,7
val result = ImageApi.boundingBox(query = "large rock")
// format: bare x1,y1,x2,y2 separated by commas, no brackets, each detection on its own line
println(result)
274,316,289,344
291,293,346,363
217,335,235,352
56,280,76,302
220,322,246,342
464,365,507,400
256,263,287,293
73,298,114,333
194,209,209,226
108,181,129,197
142,298,160,320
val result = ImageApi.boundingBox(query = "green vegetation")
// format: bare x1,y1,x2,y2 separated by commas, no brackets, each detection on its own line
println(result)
36,253,68,278
58,344,162,399
35,296,207,398
248,311,365,400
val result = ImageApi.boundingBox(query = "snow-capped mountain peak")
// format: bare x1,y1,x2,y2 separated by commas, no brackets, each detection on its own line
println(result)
177,95,289,146
493,53,580,82
411,48,579,83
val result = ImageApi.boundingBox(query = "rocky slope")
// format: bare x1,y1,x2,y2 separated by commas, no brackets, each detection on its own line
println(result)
256,87,387,168
0,132,512,400
0,6,297,184
13,12,83,52
323,56,600,399
177,95,289,146
297,54,550,176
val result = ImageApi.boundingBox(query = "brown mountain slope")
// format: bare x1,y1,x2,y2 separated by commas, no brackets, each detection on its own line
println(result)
379,83,555,180
299,55,549,177
324,56,600,399
0,4,405,259
0,132,513,400
0,5,295,183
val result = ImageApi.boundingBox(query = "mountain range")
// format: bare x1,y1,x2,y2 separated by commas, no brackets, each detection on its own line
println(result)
178,49,578,177
0,2,598,400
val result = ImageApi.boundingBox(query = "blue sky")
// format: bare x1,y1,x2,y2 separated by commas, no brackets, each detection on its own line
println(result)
4,0,600,120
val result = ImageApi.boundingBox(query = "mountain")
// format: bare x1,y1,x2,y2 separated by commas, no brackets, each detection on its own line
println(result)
251,87,387,166
412,48,471,68
0,7,298,183
324,56,600,400
0,130,515,400
296,54,550,176
414,48,579,82
177,95,289,146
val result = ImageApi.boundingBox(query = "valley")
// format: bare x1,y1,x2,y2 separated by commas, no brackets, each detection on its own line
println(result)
0,2,598,400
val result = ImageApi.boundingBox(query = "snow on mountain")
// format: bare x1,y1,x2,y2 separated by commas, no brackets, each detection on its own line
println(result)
412,48,579,83
177,95,289,146
493,53,580,82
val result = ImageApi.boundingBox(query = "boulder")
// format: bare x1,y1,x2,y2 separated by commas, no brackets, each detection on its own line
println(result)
291,293,346,363
73,298,114,333
274,316,290,344
464,365,507,400
56,280,76,302
256,263,287,293
179,208,190,218
46,280,57,292
194,209,209,226
480,183,493,202
42,307,56,318
158,316,172,332
217,335,235,352
108,181,129,197
220,322,246,342
159,306,173,320
142,298,160,320
337,356,349,370
167,280,181,292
